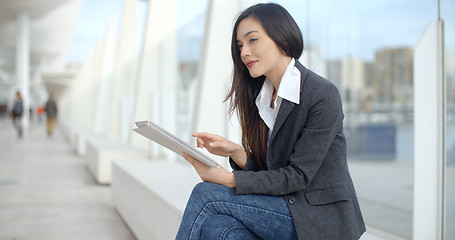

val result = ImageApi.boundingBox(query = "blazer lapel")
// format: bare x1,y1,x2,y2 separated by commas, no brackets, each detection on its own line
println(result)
269,99,295,144
269,60,307,145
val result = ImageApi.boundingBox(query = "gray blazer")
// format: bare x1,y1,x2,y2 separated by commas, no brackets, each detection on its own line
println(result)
230,60,366,240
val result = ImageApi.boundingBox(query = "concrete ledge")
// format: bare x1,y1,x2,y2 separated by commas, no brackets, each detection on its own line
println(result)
361,226,407,240
85,139,145,184
73,128,103,157
111,159,398,240
59,123,75,144
112,159,200,240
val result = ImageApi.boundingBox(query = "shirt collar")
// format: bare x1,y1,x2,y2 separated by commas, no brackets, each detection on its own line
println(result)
255,78,274,109
255,58,301,109
276,58,301,104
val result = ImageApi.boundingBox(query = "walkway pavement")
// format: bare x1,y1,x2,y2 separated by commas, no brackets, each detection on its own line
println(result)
0,118,136,240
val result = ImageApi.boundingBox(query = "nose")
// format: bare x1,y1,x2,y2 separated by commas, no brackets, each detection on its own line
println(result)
240,45,250,59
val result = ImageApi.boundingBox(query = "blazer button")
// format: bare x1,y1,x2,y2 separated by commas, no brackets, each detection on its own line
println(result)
288,198,295,205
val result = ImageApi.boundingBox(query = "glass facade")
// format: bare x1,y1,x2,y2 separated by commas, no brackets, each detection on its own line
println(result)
274,0,437,238
176,8,206,140
442,0,455,239
57,0,452,238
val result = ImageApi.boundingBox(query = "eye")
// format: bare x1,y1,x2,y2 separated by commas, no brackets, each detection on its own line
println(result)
249,38,257,43
237,44,243,51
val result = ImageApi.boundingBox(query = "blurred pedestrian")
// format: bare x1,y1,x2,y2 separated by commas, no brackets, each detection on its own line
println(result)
37,105,44,123
44,93,58,137
11,91,24,138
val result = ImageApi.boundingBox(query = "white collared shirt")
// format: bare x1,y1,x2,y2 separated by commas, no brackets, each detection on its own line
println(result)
255,58,301,143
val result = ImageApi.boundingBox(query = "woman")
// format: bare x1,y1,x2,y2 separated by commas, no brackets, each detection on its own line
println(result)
177,3,365,240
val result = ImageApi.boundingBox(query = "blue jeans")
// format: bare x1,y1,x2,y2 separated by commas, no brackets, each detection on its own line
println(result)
176,182,297,240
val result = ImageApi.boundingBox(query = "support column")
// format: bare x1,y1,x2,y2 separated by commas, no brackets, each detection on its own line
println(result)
16,13,30,134
75,50,96,129
87,40,104,132
413,20,444,240
107,0,138,142
94,22,117,135
130,0,178,159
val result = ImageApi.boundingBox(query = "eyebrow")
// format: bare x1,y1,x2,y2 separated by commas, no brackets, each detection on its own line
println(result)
243,30,258,38
237,30,259,42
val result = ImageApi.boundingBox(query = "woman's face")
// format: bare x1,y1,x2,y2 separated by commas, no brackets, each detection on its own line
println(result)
236,16,290,80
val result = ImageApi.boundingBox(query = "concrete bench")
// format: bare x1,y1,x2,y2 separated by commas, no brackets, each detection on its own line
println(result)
112,159,200,240
85,138,145,184
59,123,76,145
111,159,394,240
73,127,103,157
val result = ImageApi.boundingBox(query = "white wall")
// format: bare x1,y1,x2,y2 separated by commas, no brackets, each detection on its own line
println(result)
413,20,444,240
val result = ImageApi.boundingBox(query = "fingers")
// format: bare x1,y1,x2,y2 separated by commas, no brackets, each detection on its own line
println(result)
182,153,229,185
182,152,197,165
193,132,208,148
181,152,210,182
192,132,211,138
191,132,241,158
196,137,205,148
182,152,206,168
193,132,222,148
192,132,220,141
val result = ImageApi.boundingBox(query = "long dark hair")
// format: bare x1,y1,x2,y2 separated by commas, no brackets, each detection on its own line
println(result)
226,3,303,170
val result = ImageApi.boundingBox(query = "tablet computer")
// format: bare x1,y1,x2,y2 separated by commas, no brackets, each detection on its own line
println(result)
132,121,219,168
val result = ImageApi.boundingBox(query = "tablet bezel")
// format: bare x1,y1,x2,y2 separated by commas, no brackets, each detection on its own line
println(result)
133,121,219,168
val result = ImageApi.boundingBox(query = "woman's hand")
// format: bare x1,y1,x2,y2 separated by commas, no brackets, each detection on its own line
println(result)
192,132,247,168
182,153,236,188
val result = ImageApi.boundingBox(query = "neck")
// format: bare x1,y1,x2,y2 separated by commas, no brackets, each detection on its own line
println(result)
265,56,292,91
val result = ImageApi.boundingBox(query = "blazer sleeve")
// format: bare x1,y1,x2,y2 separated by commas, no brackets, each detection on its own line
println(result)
233,81,344,195
229,156,260,171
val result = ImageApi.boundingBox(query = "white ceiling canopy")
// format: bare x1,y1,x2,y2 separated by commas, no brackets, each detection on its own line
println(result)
0,0,82,73
0,0,82,104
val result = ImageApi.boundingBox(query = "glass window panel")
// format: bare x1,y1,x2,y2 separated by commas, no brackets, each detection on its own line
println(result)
442,0,455,239
276,0,437,238
176,0,208,139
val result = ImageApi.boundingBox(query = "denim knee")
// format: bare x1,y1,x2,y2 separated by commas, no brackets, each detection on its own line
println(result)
200,215,260,240
190,182,231,200
191,182,212,196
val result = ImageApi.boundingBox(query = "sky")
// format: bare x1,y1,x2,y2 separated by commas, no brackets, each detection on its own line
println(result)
66,0,207,63
66,0,122,63
66,0,455,65
280,0,441,61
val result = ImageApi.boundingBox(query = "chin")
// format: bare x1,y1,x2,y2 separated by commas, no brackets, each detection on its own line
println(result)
248,71,262,78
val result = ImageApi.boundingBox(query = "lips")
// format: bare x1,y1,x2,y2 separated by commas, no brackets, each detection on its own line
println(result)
246,60,258,68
